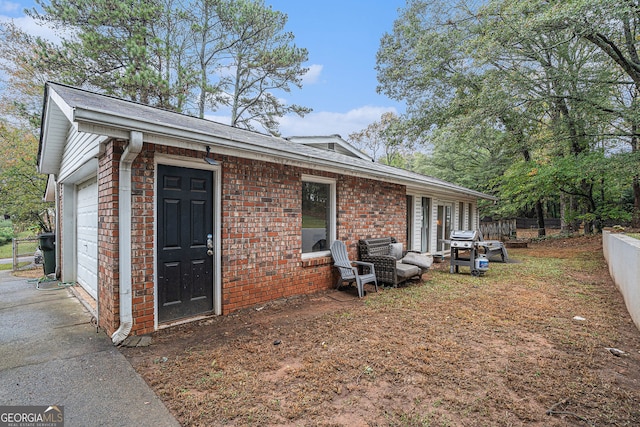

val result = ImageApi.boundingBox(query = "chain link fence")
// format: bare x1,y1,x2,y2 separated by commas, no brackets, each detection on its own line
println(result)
12,237,39,271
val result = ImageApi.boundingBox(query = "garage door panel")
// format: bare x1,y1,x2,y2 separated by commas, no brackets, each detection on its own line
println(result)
76,178,98,299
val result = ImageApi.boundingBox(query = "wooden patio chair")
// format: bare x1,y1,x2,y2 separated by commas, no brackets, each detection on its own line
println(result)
330,240,378,298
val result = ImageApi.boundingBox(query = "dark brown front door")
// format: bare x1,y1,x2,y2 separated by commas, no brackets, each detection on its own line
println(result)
157,164,214,322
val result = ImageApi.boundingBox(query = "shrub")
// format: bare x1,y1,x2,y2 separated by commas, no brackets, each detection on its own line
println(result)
0,220,14,246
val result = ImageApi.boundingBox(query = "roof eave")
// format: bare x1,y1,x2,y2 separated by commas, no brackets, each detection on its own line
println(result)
71,108,496,201
74,108,496,201
38,83,76,175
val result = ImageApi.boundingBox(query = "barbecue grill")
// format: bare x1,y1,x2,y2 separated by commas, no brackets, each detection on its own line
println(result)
450,230,480,249
448,230,488,276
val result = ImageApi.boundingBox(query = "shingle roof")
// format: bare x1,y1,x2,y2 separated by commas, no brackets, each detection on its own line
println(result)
40,82,496,201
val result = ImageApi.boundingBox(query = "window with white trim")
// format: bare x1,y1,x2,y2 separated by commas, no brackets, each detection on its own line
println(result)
301,176,335,256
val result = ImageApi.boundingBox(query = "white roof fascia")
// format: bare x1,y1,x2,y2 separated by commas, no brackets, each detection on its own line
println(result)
74,109,236,149
39,87,83,175
50,87,75,122
38,96,67,174
58,155,100,184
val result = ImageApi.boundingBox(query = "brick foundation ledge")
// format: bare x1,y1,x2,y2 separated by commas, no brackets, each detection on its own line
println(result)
301,256,332,268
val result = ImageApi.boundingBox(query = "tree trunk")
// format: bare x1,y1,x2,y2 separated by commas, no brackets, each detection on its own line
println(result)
535,200,546,237
570,196,581,234
518,145,547,236
560,193,569,234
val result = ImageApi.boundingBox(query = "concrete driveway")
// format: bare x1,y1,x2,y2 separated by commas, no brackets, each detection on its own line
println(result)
0,256,34,265
0,270,180,427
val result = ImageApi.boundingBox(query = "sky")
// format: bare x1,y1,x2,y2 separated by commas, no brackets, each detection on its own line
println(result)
0,0,407,138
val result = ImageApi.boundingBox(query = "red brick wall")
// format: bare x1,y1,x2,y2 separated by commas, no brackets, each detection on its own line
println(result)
220,155,407,313
94,143,407,335
129,145,156,334
336,175,407,259
221,156,304,311
97,140,121,336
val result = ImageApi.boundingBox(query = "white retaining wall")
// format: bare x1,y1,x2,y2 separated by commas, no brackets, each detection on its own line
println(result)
602,230,640,332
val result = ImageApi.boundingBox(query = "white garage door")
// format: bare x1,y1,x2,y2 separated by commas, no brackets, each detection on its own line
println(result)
76,178,98,299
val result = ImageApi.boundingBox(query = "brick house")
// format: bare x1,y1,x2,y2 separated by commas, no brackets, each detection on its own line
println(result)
37,83,495,344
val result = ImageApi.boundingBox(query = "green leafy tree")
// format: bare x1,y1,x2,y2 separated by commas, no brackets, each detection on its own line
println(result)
0,23,53,232
376,0,536,220
29,0,174,107
153,0,200,113
222,0,311,135
348,112,414,166
474,2,624,232
376,0,475,129
0,220,14,245
0,20,54,127
487,0,640,226
0,121,53,232
184,0,237,118
19,0,311,134
376,0,634,233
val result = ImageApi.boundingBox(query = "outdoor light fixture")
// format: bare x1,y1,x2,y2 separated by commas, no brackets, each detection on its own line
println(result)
204,146,219,165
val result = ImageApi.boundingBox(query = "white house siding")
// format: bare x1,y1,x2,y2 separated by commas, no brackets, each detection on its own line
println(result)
463,202,469,230
58,129,104,182
408,193,477,255
407,195,420,252
470,203,478,230
409,196,422,251
431,199,440,253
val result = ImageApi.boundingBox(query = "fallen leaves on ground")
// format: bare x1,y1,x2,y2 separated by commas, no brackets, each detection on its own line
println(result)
122,235,640,426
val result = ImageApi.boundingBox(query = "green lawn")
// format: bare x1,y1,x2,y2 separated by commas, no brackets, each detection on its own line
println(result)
0,237,38,259
0,239,16,259
302,215,326,228
0,262,34,271
0,235,39,271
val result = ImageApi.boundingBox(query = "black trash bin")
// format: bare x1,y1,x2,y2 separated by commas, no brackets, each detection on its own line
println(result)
38,232,56,275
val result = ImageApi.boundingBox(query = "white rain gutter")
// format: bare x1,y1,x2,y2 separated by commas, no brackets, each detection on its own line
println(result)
111,131,143,345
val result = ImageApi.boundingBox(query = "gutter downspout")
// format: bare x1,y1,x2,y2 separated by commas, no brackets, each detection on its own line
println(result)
111,131,143,345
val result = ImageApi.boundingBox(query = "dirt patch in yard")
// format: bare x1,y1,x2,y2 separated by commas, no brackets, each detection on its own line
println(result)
122,235,640,426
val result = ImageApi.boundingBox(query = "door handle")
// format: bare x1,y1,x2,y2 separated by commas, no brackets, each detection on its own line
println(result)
206,234,214,256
